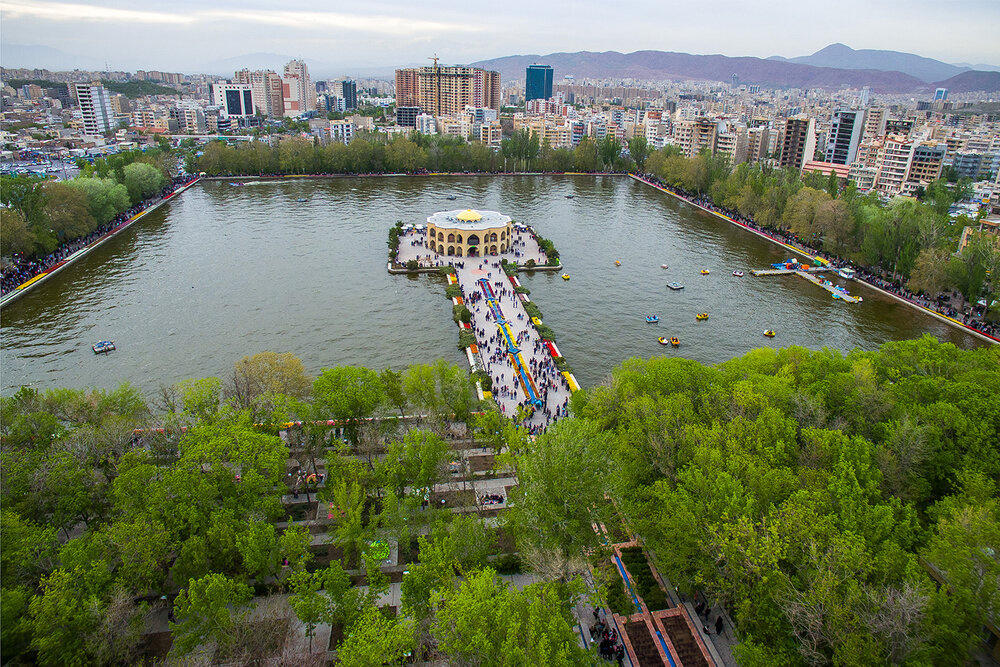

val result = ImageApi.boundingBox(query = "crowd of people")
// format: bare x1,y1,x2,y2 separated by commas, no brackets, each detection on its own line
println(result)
1,175,199,297
591,609,626,665
634,173,999,342
479,493,505,505
455,255,572,431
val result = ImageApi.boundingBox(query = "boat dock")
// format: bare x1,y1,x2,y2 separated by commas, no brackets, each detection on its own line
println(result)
752,267,860,303
749,267,829,276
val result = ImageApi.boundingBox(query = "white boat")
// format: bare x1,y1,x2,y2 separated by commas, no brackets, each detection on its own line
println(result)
93,340,116,354
837,267,856,280
667,281,684,290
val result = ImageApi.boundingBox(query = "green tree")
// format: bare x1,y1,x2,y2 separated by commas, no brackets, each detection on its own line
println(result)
44,181,96,242
627,135,650,170
431,568,594,666
65,177,130,225
170,572,254,657
336,604,415,667
313,366,384,444
121,161,166,204
506,418,614,580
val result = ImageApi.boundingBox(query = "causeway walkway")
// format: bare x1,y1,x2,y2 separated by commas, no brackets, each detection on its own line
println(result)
396,227,575,432
0,177,201,309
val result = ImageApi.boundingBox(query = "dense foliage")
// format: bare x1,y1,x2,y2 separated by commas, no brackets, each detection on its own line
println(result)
567,336,1000,665
189,131,634,177
1,147,171,258
0,354,596,664
643,149,999,312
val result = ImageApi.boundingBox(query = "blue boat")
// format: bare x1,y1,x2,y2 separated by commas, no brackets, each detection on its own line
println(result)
645,316,659,323
93,340,115,354
667,282,684,290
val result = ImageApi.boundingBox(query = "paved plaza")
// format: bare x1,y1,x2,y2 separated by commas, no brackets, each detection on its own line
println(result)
396,227,573,432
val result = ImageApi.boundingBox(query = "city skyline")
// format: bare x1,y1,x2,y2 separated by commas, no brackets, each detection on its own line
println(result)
1,0,999,75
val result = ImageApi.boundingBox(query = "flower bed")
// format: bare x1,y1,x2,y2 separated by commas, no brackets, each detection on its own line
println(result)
620,546,670,611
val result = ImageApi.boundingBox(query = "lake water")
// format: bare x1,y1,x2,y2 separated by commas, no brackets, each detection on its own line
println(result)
0,176,982,395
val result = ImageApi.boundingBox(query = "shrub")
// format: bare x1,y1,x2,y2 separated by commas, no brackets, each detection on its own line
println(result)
492,553,522,575
406,259,419,271
605,571,633,616
525,258,536,269
523,302,543,320
553,356,572,373
439,266,456,277
535,324,555,340
452,304,471,324
458,330,476,349
472,370,493,392
501,260,517,276
445,284,462,299
514,285,530,295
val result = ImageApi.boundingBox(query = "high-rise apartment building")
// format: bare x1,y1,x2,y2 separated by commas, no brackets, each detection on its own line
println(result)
906,142,946,187
72,83,116,135
934,88,948,101
234,69,283,117
525,64,554,102
862,108,886,142
778,115,816,172
673,117,717,159
282,59,314,117
394,65,501,115
825,109,864,165
342,80,357,110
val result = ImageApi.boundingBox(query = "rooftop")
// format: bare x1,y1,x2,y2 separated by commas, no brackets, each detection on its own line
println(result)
427,209,512,231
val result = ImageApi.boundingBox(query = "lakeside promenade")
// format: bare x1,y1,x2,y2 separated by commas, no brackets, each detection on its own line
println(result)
630,173,999,345
395,227,575,432
0,177,202,310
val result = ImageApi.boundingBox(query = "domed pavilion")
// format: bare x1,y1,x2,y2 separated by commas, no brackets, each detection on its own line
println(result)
425,209,513,257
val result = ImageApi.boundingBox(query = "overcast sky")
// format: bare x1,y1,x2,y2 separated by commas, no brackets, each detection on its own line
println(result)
2,0,999,75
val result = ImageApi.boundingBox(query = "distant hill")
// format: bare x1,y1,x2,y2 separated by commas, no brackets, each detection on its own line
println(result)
769,43,969,83
928,70,1000,94
472,49,1000,93
472,50,927,92
0,43,104,72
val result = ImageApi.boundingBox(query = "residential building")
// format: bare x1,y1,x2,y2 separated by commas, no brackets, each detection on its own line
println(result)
415,113,437,135
329,119,354,145
396,106,420,128
282,59,314,116
778,115,816,172
395,65,501,115
234,69,283,117
72,83,115,135
480,121,503,147
826,109,864,165
863,108,886,142
952,152,991,181
905,142,946,188
874,135,913,196
525,64,554,102
673,117,717,158
746,126,771,163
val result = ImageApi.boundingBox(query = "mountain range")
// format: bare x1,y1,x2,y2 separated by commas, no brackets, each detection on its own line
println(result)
472,44,1000,93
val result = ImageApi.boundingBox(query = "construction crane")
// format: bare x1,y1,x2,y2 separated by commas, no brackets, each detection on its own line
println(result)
428,54,440,69
429,54,441,115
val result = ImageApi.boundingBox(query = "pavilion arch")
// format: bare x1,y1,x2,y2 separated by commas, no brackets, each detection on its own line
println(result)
438,232,444,241
430,241,436,252
490,245,497,254
457,234,463,243
456,246,463,256
447,233,455,243
447,245,455,256
489,232,497,242
467,234,480,245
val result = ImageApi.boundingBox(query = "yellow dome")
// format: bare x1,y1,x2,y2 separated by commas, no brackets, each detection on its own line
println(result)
456,209,482,222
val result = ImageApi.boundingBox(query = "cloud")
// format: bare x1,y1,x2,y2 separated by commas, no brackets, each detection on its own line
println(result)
1,1,481,36
0,0,193,24
199,8,480,35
